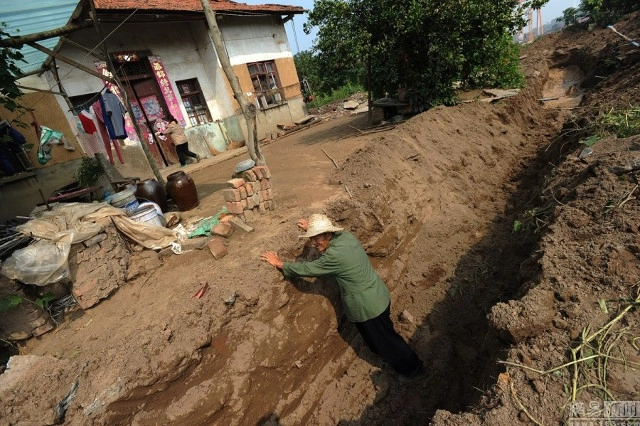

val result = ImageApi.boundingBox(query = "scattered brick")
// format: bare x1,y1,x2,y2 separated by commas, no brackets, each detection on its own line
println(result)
227,178,245,188
244,208,255,222
207,237,228,259
230,216,254,233
181,237,210,251
211,222,234,237
222,188,241,202
226,201,244,214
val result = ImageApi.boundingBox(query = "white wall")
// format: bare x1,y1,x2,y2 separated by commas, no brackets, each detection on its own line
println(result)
220,15,294,65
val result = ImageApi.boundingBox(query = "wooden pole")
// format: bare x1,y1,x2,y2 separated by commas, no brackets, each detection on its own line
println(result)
200,0,265,165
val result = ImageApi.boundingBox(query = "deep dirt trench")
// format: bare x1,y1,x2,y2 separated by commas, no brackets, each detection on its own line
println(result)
3,13,640,425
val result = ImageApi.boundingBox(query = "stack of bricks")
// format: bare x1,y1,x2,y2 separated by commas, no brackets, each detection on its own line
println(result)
223,165,275,222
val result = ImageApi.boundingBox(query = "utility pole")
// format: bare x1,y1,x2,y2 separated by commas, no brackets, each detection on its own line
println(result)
200,0,265,165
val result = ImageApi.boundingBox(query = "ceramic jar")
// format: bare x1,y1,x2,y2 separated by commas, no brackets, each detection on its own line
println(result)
166,171,199,211
135,178,168,212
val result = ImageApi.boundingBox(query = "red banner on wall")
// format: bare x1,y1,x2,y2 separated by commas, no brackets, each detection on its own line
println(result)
148,56,187,127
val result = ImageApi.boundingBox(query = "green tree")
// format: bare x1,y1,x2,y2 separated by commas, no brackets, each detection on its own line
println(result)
0,24,26,115
306,0,541,108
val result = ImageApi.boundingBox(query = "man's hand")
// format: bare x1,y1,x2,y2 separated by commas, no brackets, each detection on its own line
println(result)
297,219,308,231
260,251,283,269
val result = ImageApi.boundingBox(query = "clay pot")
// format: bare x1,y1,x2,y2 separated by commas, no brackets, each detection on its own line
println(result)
166,171,199,211
135,178,168,212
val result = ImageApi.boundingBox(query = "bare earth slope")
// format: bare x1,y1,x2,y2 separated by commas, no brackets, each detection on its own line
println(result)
1,12,639,426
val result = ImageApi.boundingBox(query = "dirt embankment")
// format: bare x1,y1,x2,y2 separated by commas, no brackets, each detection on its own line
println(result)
1,11,639,426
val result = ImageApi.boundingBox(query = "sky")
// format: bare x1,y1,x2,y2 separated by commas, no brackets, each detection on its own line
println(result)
242,0,579,54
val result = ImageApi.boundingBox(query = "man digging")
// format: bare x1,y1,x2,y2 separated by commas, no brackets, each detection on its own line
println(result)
261,213,425,381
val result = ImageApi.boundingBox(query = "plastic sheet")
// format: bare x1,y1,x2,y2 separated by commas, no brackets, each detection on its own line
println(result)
1,241,71,286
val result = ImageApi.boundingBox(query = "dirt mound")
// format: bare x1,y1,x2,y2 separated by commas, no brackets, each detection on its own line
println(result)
2,11,640,426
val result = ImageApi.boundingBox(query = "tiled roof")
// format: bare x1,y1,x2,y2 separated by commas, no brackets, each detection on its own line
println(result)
94,0,305,15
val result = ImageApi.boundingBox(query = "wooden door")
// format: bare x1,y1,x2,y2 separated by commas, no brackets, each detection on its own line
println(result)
124,78,180,167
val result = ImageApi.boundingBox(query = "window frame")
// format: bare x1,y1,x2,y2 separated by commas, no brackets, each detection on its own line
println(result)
247,60,285,109
175,78,213,126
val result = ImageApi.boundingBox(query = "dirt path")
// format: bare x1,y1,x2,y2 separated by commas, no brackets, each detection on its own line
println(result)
2,11,640,426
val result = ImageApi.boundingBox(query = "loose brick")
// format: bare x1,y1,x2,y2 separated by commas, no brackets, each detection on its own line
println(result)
227,178,245,188
211,222,234,237
252,167,263,180
260,179,271,190
241,199,248,209
252,192,260,205
226,201,244,214
244,208,255,223
260,190,269,201
222,188,241,202
207,237,228,259
241,169,257,182
181,237,210,250
230,216,254,233
244,182,254,196
239,186,247,199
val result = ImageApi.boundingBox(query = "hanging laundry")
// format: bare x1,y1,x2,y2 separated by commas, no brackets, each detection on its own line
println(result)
0,120,27,176
75,108,105,156
37,126,74,165
93,99,124,165
78,110,97,135
100,89,127,139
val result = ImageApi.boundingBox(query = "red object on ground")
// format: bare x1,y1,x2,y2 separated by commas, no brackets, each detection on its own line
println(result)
193,282,209,299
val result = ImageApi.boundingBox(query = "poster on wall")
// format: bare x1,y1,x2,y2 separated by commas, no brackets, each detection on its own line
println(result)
148,56,187,127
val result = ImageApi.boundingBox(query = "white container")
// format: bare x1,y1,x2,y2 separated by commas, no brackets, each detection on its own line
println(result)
129,202,165,227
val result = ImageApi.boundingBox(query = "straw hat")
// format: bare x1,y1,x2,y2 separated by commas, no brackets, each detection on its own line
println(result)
300,214,343,238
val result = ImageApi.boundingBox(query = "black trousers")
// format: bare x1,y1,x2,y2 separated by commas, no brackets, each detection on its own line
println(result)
354,303,423,377
176,143,198,166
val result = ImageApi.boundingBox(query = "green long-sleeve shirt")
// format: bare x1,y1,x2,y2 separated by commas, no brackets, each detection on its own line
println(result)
282,231,390,322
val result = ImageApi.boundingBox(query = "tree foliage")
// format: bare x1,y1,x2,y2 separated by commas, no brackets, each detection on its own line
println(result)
560,0,639,27
305,0,539,108
0,23,26,115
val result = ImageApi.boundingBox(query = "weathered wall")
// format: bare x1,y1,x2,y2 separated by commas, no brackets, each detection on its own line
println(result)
0,90,83,169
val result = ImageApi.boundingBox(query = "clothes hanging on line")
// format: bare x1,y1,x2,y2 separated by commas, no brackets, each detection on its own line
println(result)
100,90,127,140
92,99,124,165
78,110,97,135
75,108,106,157
37,126,75,165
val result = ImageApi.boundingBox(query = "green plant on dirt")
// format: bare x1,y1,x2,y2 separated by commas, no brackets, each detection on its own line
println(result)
74,156,105,188
512,203,555,233
597,107,640,138
0,292,56,312
500,288,640,422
